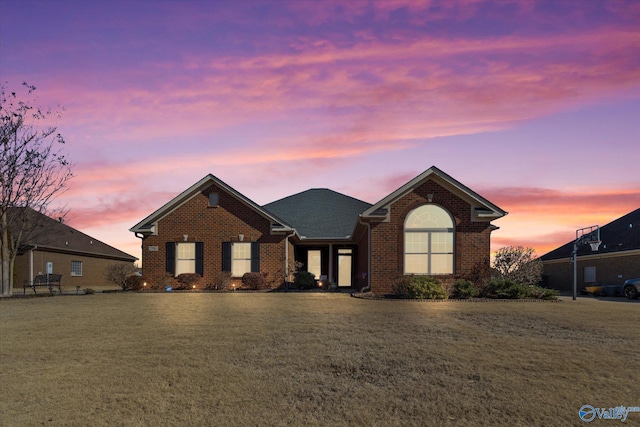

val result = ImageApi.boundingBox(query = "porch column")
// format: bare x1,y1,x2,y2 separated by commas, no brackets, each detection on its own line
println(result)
328,243,334,283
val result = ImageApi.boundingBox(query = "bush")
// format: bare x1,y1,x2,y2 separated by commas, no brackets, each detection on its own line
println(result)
493,246,543,287
294,271,316,290
104,263,138,290
391,276,412,296
83,288,95,295
175,273,203,290
484,279,529,299
527,285,560,300
242,272,268,290
393,276,448,299
124,275,145,291
451,279,479,299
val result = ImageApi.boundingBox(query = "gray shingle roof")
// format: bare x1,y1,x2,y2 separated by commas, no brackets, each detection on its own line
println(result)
13,208,137,261
540,208,640,260
263,189,372,239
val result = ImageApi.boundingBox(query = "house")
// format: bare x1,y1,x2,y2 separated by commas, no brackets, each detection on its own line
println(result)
130,166,507,293
540,208,640,292
13,208,138,291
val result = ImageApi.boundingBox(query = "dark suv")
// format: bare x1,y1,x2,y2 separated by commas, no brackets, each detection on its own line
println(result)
623,278,640,300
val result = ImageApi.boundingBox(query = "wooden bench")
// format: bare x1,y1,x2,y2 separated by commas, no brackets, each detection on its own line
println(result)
23,274,62,295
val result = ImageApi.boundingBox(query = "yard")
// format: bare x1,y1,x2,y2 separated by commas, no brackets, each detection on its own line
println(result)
0,293,638,426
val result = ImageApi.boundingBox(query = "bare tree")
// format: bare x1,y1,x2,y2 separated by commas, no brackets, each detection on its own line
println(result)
104,263,138,291
492,246,543,287
1,82,73,297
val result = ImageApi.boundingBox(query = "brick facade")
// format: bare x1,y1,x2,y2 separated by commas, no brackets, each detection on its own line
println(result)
133,167,504,293
368,179,495,294
141,183,289,288
542,251,640,292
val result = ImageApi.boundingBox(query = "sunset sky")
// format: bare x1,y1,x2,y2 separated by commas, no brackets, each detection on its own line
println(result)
1,0,639,264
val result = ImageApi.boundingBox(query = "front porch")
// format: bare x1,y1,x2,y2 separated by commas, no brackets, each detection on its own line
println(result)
294,244,360,289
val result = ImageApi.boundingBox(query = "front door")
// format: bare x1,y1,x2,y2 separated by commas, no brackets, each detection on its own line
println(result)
337,248,352,287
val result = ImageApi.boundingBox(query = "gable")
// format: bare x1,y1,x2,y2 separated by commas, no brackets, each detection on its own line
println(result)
130,175,292,236
361,166,507,222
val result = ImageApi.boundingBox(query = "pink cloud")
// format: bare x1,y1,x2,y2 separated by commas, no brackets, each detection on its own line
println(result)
33,24,637,154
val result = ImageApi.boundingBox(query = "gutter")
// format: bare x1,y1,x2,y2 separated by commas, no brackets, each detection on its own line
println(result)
284,229,297,287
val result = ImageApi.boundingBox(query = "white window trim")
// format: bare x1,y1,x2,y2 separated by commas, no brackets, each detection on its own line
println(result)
71,260,83,277
231,242,252,277
404,205,454,275
175,242,196,276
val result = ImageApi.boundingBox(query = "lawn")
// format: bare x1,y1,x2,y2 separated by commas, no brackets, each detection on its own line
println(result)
0,293,638,426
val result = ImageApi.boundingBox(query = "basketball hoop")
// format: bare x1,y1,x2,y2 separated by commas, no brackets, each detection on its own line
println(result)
589,241,601,251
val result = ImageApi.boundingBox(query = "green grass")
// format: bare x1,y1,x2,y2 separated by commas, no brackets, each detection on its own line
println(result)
0,293,638,426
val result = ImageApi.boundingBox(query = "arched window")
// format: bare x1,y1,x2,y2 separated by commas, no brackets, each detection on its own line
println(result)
404,205,454,275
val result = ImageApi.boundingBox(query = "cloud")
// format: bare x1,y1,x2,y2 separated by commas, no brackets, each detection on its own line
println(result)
483,186,639,256
24,21,635,163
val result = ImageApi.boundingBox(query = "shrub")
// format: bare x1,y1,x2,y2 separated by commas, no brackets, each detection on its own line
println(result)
398,276,448,300
527,285,560,300
124,275,145,291
242,272,268,290
104,263,138,290
294,271,316,290
205,271,231,290
484,279,529,299
83,288,95,295
493,246,543,287
391,276,412,296
451,279,479,299
175,273,203,290
142,272,175,290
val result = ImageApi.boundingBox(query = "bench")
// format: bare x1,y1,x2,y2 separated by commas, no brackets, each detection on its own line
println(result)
23,274,62,295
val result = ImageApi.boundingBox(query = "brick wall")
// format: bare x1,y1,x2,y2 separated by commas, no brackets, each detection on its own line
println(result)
369,179,495,294
141,183,288,288
542,252,640,292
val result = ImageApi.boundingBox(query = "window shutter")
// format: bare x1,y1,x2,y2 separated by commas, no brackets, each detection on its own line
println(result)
195,242,204,276
166,242,175,275
222,242,231,272
251,242,260,272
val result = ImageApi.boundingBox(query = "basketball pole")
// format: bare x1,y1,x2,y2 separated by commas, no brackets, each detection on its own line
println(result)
572,226,600,301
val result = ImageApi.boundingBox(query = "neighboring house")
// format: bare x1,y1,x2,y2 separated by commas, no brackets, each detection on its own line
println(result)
13,208,138,291
540,208,640,292
130,166,507,293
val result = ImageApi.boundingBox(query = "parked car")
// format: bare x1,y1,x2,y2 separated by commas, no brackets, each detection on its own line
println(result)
623,278,640,300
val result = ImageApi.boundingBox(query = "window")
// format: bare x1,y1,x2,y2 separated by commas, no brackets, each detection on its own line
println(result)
222,242,260,276
404,205,454,275
166,242,204,276
232,243,252,277
208,192,219,207
584,266,596,283
175,242,196,275
71,260,83,276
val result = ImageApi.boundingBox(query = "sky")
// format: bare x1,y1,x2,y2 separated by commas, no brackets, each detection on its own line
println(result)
1,0,639,265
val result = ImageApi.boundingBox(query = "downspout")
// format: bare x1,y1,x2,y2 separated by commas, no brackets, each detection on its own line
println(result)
30,246,36,284
284,230,296,289
357,216,371,293
134,233,145,275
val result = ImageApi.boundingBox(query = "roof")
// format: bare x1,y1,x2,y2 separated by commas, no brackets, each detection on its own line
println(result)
541,208,640,260
12,208,137,261
130,174,293,235
361,166,507,221
263,189,372,240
